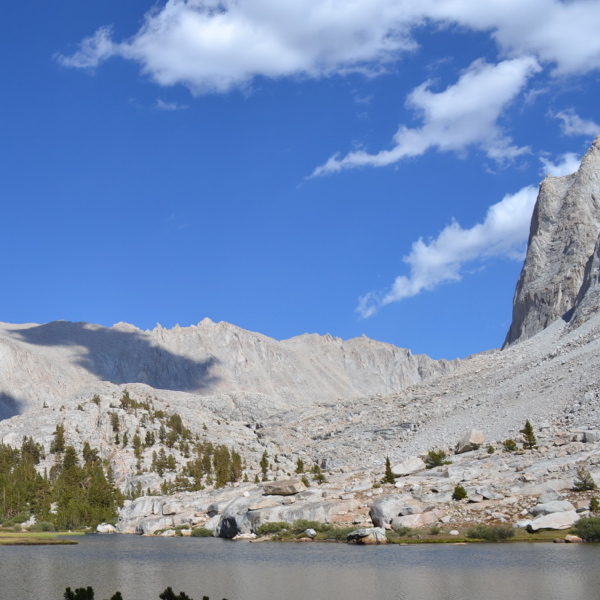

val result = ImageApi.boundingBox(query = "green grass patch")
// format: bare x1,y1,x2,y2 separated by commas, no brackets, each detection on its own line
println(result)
466,525,515,542
0,531,78,545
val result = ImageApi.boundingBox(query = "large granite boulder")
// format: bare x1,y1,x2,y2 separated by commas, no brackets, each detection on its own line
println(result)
392,456,426,477
262,479,306,496
369,494,411,528
215,493,264,538
455,430,485,454
526,511,580,532
529,500,575,517
347,527,387,545
391,511,441,530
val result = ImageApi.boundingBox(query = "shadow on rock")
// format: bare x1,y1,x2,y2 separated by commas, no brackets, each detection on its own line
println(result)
0,392,23,420
10,321,220,393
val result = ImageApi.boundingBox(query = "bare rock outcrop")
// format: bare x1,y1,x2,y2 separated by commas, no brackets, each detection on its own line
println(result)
504,136,600,346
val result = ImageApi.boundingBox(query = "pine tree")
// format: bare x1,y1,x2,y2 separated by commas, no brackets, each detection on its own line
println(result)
521,420,537,450
50,424,66,454
260,451,269,481
383,457,395,484
573,466,597,491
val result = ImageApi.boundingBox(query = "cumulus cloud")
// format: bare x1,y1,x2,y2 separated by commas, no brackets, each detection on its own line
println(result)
313,57,541,175
424,0,600,75
57,0,421,93
554,109,600,137
57,0,600,93
540,152,581,177
357,185,538,318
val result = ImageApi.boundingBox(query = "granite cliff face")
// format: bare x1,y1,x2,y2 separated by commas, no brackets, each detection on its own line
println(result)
504,136,600,346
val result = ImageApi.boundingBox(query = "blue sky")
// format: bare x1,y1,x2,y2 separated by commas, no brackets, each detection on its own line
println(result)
1,1,599,359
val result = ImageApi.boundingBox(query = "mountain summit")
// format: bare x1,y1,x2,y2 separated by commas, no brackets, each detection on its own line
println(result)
504,135,600,346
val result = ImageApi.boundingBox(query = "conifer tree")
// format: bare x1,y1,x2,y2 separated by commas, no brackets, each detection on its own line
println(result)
383,457,395,484
50,424,66,454
520,420,537,450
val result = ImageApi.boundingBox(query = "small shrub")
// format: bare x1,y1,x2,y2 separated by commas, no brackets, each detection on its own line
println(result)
317,524,355,541
301,475,310,487
429,525,442,536
291,520,324,532
29,521,55,532
572,517,600,541
589,496,600,515
424,449,451,469
256,522,289,536
487,445,495,454
573,466,597,491
190,527,214,537
452,484,468,501
12,513,31,524
391,524,412,536
466,525,514,542
503,439,517,452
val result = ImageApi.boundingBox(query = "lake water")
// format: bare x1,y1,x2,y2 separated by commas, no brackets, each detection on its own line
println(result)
2,535,599,600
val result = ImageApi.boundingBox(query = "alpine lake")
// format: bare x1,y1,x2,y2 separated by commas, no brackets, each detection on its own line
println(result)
1,534,599,600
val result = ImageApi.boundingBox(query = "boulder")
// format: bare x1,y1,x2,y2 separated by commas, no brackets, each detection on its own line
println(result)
584,431,600,443
162,503,183,516
455,430,485,454
347,527,387,545
391,511,440,530
538,489,563,504
565,534,583,543
96,523,116,534
369,494,411,528
526,511,580,532
248,497,281,511
392,457,426,477
215,493,264,538
304,528,317,539
262,479,306,496
529,500,575,517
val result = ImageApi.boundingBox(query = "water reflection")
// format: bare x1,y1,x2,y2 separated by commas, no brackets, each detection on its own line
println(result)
1,536,598,600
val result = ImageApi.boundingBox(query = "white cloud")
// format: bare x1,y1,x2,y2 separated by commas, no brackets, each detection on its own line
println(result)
156,99,189,111
357,185,538,318
540,152,581,177
57,26,116,69
57,1,600,92
57,0,422,94
313,57,541,175
554,109,600,137
424,0,600,75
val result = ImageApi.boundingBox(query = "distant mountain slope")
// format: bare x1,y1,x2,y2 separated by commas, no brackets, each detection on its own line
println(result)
0,318,455,418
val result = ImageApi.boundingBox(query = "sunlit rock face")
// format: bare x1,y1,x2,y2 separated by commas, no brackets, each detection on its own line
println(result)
504,136,600,347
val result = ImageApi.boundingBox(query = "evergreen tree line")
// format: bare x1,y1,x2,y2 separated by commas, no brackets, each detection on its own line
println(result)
158,441,243,494
1,432,121,529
